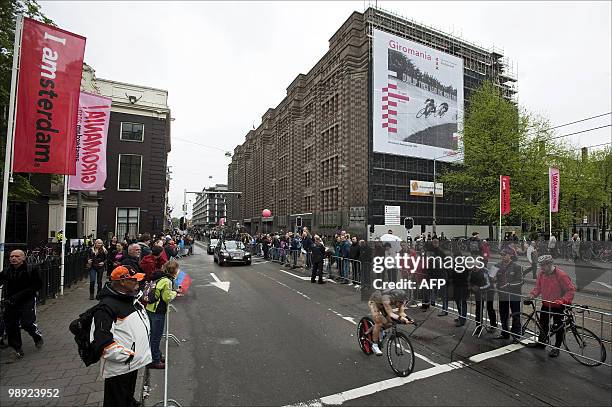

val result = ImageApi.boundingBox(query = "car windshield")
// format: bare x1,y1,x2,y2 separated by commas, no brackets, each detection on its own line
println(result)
223,241,244,250
210,239,218,245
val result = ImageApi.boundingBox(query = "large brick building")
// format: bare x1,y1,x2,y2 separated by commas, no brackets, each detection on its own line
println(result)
227,8,516,238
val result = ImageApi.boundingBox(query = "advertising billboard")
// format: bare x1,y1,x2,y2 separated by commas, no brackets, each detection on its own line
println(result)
373,29,464,162
410,180,444,197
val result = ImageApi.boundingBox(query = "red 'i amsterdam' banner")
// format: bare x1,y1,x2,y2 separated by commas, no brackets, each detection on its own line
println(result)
500,175,511,215
12,18,86,174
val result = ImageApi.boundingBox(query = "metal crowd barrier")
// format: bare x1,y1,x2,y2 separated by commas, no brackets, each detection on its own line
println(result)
325,255,363,284
362,268,612,367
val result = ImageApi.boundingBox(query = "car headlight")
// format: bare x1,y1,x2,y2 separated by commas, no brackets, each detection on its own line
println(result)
222,251,229,257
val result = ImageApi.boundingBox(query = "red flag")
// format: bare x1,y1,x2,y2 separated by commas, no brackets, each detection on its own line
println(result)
13,18,86,174
549,167,560,213
500,175,511,215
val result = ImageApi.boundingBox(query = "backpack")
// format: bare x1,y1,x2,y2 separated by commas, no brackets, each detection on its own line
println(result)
142,277,164,304
69,303,115,367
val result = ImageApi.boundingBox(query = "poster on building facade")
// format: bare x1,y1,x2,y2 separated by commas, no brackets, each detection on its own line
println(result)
372,29,464,162
68,92,111,191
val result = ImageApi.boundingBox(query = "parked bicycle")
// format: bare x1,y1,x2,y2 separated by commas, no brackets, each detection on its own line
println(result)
357,315,416,377
521,300,606,366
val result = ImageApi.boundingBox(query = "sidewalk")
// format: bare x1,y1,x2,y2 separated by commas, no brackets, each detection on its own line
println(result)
1,281,113,406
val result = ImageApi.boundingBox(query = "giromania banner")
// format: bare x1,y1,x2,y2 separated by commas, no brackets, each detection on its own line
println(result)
500,175,511,215
549,167,560,213
13,18,86,174
68,92,111,191
372,28,464,162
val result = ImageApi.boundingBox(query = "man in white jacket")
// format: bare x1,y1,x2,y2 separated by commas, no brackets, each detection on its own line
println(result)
91,265,151,407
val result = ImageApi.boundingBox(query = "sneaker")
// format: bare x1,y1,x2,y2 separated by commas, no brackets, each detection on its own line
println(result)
371,343,383,356
549,348,560,358
148,361,165,369
438,311,448,317
34,337,44,349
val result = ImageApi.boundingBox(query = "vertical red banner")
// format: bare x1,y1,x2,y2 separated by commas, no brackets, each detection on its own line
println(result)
549,167,560,213
501,175,511,215
13,18,86,174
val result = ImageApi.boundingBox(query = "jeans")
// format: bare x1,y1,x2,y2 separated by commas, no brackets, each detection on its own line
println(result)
292,250,299,267
147,311,166,363
341,258,349,279
89,267,104,295
351,261,361,283
454,286,468,323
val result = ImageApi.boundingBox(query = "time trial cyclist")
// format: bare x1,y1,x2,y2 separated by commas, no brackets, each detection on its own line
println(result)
368,289,413,356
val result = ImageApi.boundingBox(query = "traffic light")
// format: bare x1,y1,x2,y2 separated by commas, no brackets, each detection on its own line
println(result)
179,216,186,230
369,224,375,233
296,217,302,227
404,217,414,230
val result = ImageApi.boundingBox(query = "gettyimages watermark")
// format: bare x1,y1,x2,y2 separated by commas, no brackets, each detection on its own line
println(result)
371,254,486,290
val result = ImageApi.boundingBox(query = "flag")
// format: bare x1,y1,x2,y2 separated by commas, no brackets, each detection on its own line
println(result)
13,18,86,174
500,175,511,215
68,92,111,190
549,167,560,213
174,270,192,295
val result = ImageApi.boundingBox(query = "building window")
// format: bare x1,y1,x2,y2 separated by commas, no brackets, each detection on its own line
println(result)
118,154,143,191
120,122,144,142
116,208,139,239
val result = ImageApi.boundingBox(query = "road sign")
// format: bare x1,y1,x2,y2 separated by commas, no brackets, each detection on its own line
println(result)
384,205,401,226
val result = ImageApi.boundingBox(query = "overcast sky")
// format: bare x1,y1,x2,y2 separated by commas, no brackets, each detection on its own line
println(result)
39,1,611,217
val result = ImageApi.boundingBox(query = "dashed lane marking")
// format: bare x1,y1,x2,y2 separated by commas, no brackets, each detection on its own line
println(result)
261,271,441,368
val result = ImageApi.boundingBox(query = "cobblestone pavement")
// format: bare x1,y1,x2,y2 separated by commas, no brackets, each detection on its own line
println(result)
0,280,143,407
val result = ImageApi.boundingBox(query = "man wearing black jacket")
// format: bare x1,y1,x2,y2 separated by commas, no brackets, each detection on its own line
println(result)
310,235,326,284
495,247,524,340
0,250,44,358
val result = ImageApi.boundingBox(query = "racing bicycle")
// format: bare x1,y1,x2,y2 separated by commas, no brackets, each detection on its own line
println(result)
521,300,606,367
357,315,416,376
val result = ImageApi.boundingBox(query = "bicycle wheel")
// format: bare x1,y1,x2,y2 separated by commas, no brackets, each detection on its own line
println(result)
357,316,374,355
386,332,415,377
563,326,607,367
521,313,542,345
416,108,426,118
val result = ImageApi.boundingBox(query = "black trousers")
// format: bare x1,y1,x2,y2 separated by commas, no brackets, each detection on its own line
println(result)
475,300,497,327
499,300,521,338
104,369,138,407
539,305,564,347
311,261,323,282
4,299,42,351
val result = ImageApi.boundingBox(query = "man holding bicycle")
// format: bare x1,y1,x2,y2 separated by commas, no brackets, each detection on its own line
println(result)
368,289,412,356
527,255,576,357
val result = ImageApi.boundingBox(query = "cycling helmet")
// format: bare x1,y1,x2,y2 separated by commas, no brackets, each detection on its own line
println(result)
388,289,409,303
537,254,553,265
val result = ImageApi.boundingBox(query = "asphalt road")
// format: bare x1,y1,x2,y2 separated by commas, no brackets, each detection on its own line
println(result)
144,245,612,407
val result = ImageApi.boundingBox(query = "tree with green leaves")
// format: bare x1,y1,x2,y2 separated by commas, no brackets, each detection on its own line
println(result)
441,81,610,236
1,0,54,201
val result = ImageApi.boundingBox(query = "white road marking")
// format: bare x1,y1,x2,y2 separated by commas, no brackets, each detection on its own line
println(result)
278,269,312,281
595,281,612,290
286,344,523,406
210,273,230,292
468,343,524,363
